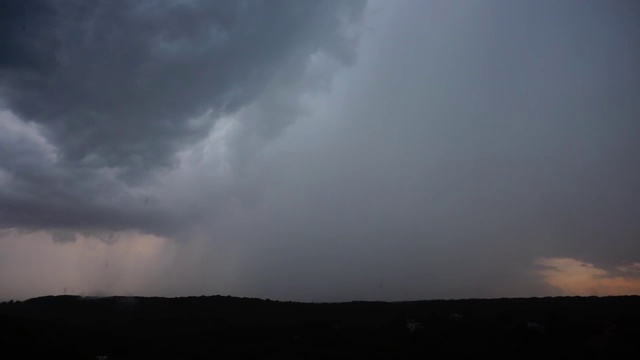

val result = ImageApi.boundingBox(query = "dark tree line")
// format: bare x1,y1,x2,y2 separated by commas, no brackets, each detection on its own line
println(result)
1,295,639,359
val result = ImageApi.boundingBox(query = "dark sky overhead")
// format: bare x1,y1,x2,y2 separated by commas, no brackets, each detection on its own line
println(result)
1,0,639,301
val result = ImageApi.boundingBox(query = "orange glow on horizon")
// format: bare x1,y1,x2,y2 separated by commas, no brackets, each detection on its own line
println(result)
536,257,640,296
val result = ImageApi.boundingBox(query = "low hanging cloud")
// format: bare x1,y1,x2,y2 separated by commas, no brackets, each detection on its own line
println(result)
0,0,367,238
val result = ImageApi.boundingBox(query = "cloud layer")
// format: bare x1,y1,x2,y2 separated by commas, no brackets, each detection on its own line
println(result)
0,0,366,236
1,0,639,301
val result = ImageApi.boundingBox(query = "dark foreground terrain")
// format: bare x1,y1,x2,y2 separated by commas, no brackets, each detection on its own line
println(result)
1,295,639,359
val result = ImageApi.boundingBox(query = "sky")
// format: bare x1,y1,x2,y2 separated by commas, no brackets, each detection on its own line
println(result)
1,0,639,302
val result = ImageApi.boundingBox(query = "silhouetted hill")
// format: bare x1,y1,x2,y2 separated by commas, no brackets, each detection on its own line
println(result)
2,295,639,359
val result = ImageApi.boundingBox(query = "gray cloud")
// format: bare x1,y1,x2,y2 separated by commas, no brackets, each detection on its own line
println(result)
1,0,639,301
0,0,366,236
182,0,640,300
1,0,365,172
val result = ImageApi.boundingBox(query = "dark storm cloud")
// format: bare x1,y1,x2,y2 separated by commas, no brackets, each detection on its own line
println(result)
1,0,364,173
0,0,366,235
